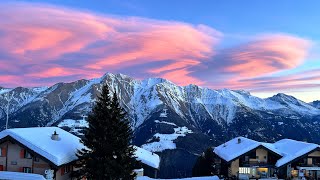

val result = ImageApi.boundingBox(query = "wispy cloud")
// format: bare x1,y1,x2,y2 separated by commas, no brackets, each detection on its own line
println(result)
0,3,221,87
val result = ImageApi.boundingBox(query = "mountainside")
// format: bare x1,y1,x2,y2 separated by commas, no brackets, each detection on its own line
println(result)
311,100,320,109
1,73,320,178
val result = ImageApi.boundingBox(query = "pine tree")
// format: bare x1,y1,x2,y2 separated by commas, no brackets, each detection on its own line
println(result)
192,147,218,177
72,84,139,180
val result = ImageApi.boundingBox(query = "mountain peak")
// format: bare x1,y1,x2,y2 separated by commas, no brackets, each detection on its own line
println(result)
311,100,320,109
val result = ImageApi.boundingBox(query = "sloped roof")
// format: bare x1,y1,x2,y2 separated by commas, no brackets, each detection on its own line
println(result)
134,146,160,169
214,137,282,162
214,137,320,167
273,139,319,167
0,127,85,166
214,137,261,162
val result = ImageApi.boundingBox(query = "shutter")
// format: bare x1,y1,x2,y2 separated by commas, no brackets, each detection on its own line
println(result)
61,166,65,176
20,149,24,158
19,167,23,172
1,148,6,157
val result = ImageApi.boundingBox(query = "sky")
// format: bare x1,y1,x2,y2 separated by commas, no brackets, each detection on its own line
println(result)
0,0,319,102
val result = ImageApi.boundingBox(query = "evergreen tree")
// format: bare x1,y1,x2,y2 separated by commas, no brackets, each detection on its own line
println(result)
72,84,139,180
192,147,218,177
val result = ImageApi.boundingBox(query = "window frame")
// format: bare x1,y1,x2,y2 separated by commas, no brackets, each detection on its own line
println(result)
24,150,32,159
64,165,71,174
23,167,32,173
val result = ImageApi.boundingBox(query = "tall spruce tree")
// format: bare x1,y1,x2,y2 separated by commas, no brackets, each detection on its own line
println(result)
192,147,218,177
72,84,138,180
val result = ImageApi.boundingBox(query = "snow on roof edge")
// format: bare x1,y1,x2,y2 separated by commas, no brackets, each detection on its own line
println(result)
134,146,160,169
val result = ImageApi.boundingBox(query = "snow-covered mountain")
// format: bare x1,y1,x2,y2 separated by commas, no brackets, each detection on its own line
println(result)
311,100,320,109
1,73,320,178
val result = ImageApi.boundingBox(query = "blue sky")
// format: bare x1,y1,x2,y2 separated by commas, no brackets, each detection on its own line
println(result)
0,0,319,101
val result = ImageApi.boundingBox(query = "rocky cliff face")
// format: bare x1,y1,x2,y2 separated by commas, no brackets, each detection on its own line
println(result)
1,73,320,178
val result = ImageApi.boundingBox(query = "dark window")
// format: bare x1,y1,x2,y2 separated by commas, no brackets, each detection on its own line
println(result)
248,151,256,159
297,158,307,165
312,157,320,165
264,156,267,159
65,165,71,173
23,167,32,173
34,156,40,162
24,151,32,159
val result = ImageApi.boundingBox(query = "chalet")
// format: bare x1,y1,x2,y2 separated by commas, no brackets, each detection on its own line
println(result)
0,127,160,179
134,146,160,178
213,137,320,179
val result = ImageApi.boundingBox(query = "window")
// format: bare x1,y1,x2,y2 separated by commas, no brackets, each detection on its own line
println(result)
61,165,71,176
0,147,5,157
34,156,40,162
264,156,267,159
248,151,256,159
23,150,32,159
23,167,32,173
256,156,259,159
65,165,71,173
239,167,251,174
312,157,320,165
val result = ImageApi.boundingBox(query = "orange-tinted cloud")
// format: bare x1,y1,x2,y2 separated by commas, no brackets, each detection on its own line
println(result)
0,3,220,87
224,34,311,77
193,34,313,92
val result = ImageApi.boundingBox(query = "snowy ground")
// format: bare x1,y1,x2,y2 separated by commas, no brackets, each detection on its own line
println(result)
137,176,219,180
142,126,193,152
58,118,88,135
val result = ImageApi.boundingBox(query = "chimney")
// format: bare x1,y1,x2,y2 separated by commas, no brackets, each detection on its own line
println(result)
237,138,241,144
51,130,59,141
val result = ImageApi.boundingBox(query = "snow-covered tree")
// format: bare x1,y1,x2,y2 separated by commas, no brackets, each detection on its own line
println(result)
72,83,138,179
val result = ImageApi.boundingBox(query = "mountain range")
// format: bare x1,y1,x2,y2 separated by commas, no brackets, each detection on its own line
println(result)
0,73,320,178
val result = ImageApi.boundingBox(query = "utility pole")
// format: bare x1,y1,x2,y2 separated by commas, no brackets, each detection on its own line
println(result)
4,92,14,129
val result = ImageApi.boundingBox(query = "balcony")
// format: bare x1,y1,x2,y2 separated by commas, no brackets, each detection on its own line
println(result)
240,160,274,167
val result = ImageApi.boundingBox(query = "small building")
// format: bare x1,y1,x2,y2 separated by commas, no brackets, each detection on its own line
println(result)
0,127,85,180
134,146,160,178
213,137,320,179
0,127,160,179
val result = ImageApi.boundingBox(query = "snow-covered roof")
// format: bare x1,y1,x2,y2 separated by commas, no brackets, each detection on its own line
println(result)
273,139,319,167
134,146,160,169
214,137,282,162
214,137,320,167
0,171,46,180
214,137,261,162
0,127,85,166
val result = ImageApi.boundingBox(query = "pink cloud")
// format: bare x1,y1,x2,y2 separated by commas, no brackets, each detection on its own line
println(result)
224,34,311,77
192,34,313,92
0,3,220,87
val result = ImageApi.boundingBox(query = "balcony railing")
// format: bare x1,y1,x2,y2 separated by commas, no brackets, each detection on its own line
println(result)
240,160,273,167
